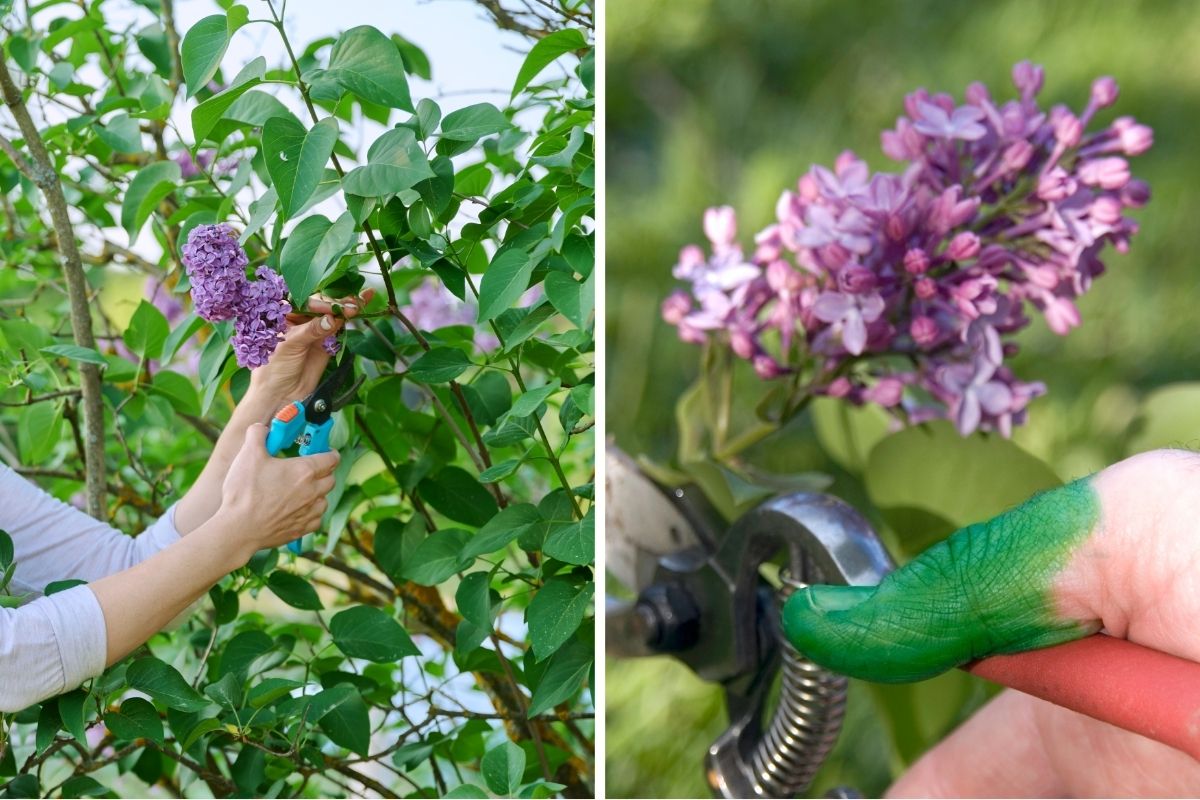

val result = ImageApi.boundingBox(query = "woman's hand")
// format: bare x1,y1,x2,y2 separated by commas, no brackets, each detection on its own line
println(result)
215,423,340,561
246,289,375,412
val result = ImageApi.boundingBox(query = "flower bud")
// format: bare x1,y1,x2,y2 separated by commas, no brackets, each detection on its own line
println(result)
1012,61,1044,97
1036,167,1076,201
1116,121,1153,156
910,316,939,347
946,231,981,261
703,206,737,248
753,354,784,379
903,248,930,275
1001,139,1034,172
766,260,803,294
1053,112,1083,147
864,377,904,407
838,265,876,294
1121,179,1151,207
1078,157,1130,190
914,277,938,300
1090,76,1119,108
661,290,692,325
965,81,990,105
1090,196,1123,226
825,376,853,398
730,326,757,360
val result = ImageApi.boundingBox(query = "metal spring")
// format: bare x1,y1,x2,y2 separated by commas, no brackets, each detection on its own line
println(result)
750,571,849,797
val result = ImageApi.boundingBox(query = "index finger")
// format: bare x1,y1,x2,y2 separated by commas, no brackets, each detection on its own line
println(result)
299,449,340,477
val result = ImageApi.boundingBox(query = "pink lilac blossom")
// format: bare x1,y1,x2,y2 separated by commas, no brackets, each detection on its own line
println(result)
662,63,1152,436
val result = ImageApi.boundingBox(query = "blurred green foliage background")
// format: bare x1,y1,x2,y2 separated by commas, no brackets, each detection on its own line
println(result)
605,0,1200,796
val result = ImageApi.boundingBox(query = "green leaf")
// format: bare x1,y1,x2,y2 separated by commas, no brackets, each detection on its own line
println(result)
454,163,493,196
481,741,525,796
308,686,371,757
324,26,413,110
455,572,493,630
57,690,88,745
150,369,200,416
528,639,592,716
439,103,511,143
103,697,164,744
40,344,106,366
461,504,539,560
122,160,181,244
510,380,561,419
413,98,441,139
279,213,355,303
342,127,434,197
204,672,244,709
527,578,592,660
262,116,339,220
181,14,230,98
124,300,170,361
44,579,86,596
418,466,498,527
373,516,424,583
267,570,324,610
330,605,419,662
811,396,892,474
444,786,489,799
543,506,594,566
462,372,512,426
18,401,62,464
180,717,223,750
95,114,142,154
478,458,521,482
511,29,587,97
126,657,210,712
407,347,470,384
191,56,266,143
866,420,1061,531
401,528,472,585
58,776,111,799
477,249,534,322
544,271,591,330
248,678,302,708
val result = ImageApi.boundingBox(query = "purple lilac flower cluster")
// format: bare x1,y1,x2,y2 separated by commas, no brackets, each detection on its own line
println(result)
402,279,501,352
183,224,339,368
662,62,1152,436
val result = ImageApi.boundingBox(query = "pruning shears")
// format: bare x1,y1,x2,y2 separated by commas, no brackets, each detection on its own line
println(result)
605,445,1200,798
265,353,360,553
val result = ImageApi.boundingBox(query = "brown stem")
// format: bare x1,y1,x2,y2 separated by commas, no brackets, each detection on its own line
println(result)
0,59,107,518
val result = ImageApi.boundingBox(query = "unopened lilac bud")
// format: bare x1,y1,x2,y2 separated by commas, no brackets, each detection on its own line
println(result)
1036,166,1075,201
904,88,932,120
1090,196,1123,226
753,354,784,379
910,316,939,347
1078,157,1130,190
1090,76,1119,108
914,277,938,300
730,327,756,360
1121,179,1150,207
838,265,876,294
864,377,904,407
834,149,859,174
820,242,851,270
661,290,691,325
1001,139,1034,172
903,248,930,275
766,260,803,293
1012,60,1044,97
704,206,737,248
825,376,853,398
885,213,910,242
797,173,820,201
946,231,981,261
1053,112,1083,147
965,81,990,105
1115,121,1153,156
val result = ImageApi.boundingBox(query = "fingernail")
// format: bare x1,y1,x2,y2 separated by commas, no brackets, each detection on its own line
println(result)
806,585,868,612
320,316,332,331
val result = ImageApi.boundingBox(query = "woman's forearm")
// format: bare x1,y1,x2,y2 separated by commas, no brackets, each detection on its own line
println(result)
173,392,276,535
89,509,251,666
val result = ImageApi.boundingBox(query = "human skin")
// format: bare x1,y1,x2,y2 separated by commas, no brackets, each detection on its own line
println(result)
89,290,372,665
782,448,1200,795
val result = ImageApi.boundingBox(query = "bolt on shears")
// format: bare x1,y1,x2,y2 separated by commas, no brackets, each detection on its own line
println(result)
265,352,360,552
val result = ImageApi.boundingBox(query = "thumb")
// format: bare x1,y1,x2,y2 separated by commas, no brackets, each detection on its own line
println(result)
242,422,269,456
781,477,1103,683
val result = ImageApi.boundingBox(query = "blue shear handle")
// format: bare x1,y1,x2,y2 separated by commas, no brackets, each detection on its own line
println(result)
266,402,306,456
298,418,334,456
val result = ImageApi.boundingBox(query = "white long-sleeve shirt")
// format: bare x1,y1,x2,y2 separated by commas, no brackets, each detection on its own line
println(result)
0,465,181,712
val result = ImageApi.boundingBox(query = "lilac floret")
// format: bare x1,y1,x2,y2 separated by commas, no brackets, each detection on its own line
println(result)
182,224,250,321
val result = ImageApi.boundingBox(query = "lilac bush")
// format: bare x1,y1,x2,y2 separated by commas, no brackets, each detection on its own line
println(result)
663,62,1152,436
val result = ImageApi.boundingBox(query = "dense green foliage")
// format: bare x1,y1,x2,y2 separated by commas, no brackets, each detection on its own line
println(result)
607,0,1197,796
0,0,594,797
